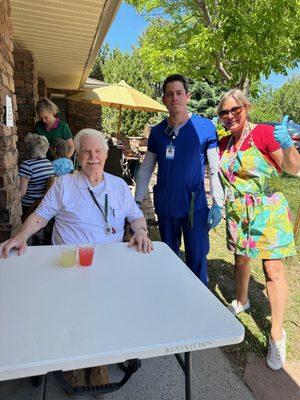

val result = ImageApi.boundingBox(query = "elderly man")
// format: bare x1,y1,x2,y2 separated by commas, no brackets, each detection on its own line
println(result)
1,128,152,256
0,128,152,394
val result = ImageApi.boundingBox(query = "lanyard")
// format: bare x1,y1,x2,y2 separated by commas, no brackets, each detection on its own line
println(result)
88,189,108,224
188,192,195,229
226,123,252,183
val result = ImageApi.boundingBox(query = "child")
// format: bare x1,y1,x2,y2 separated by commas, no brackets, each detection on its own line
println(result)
52,138,74,176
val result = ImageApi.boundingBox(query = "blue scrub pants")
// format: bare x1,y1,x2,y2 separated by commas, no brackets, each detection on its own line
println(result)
157,209,210,285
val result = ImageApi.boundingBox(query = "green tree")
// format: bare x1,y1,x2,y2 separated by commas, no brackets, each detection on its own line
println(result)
90,44,110,81
275,76,300,122
250,77,300,122
188,80,227,118
249,84,282,122
127,0,300,92
91,47,162,136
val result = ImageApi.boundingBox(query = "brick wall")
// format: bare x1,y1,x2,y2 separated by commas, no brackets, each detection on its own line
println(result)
14,49,39,160
128,137,157,223
139,169,157,223
38,77,47,98
67,98,101,135
0,0,22,240
46,89,102,136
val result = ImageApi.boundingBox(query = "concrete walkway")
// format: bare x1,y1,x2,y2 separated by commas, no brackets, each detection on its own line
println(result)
0,348,254,400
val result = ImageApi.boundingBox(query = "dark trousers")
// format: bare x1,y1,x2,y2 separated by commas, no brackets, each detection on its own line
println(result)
21,205,54,246
158,209,210,285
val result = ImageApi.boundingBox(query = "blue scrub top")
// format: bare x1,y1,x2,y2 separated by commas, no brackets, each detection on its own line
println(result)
148,114,218,218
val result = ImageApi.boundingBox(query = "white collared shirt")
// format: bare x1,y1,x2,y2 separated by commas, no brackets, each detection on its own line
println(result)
35,171,143,245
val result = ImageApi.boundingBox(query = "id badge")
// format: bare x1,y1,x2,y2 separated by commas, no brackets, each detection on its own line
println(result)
166,144,175,159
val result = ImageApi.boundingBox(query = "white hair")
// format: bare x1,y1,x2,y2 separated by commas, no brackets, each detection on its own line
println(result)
24,133,49,158
74,129,109,153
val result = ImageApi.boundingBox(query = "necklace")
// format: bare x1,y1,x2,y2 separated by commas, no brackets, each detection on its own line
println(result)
227,122,252,183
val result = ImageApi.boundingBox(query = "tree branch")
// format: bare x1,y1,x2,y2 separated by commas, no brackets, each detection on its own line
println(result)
194,0,232,82
194,0,213,27
213,56,232,81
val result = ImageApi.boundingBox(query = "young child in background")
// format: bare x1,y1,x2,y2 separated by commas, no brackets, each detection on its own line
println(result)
52,138,74,176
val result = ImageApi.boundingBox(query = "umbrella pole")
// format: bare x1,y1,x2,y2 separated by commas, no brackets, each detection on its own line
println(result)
117,106,122,136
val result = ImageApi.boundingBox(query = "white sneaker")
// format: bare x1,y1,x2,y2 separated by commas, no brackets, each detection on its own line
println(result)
227,299,250,316
267,329,286,370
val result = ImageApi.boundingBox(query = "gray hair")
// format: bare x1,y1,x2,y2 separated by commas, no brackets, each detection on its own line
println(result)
217,89,251,114
24,133,49,158
74,129,109,153
36,97,59,116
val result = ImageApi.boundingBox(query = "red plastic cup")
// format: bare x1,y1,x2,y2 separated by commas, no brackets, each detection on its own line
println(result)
78,246,94,267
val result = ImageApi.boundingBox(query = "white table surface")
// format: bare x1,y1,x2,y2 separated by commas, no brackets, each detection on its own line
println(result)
0,241,244,381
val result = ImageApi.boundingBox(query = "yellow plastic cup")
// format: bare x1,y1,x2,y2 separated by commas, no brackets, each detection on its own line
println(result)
60,248,77,267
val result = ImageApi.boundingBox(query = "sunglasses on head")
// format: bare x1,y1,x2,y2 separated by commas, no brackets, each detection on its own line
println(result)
218,105,244,119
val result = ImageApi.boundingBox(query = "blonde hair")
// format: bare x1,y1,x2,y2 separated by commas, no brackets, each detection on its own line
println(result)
217,89,251,114
36,97,59,116
24,133,49,158
74,129,109,153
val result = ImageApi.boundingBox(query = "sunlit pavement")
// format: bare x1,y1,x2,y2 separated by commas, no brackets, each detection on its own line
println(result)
0,348,254,400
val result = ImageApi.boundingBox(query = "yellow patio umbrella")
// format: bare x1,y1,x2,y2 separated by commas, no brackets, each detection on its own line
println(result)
68,80,167,134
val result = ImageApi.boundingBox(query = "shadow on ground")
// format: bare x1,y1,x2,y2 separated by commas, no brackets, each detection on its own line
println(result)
208,258,271,374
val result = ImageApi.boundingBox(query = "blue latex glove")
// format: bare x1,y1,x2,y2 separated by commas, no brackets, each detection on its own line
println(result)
274,115,293,149
207,205,223,230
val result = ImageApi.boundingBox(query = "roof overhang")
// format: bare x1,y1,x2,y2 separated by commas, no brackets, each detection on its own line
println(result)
83,77,108,89
10,0,122,90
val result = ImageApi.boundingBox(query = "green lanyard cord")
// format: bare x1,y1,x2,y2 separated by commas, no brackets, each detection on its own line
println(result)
188,192,195,229
88,189,108,224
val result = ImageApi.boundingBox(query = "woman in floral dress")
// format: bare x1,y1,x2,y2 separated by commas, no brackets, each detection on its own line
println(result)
217,89,300,370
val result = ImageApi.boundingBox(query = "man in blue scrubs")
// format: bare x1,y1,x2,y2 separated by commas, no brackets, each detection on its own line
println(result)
135,74,224,284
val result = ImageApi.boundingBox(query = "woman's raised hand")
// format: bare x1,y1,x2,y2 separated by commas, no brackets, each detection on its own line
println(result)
274,115,293,149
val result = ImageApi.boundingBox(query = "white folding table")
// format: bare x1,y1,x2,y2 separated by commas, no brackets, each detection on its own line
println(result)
0,241,244,399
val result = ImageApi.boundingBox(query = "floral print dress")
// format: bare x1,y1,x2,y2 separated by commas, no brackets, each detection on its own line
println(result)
219,130,296,259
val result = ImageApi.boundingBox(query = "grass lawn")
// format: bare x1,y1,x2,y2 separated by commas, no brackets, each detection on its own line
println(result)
208,173,300,373
148,174,299,375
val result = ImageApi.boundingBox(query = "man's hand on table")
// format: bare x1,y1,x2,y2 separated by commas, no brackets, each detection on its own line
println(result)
0,213,47,259
0,234,28,259
128,228,153,253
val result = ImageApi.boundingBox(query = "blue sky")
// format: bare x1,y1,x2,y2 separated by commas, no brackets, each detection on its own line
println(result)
261,68,300,89
104,4,299,88
104,4,147,52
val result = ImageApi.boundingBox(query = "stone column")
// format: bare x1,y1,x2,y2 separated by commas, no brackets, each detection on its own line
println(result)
14,49,38,160
0,0,22,240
